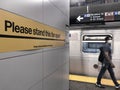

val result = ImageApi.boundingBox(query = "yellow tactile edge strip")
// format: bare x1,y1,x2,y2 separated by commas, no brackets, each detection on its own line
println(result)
69,74,120,86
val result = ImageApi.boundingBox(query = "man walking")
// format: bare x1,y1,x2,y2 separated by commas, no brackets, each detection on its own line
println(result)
96,36,120,89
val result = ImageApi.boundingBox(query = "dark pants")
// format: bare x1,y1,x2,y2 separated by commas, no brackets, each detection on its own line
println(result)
97,63,119,86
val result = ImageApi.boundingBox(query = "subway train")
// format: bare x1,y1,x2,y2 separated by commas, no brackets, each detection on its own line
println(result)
69,28,120,79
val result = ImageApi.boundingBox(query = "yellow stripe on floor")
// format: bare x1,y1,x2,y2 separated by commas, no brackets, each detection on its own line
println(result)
69,74,120,86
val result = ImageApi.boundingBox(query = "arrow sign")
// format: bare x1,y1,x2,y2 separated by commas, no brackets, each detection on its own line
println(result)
77,16,83,22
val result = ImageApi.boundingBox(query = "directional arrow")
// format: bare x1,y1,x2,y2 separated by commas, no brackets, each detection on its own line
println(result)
77,16,83,22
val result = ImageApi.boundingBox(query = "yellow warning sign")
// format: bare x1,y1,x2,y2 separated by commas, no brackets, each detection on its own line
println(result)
0,9,65,52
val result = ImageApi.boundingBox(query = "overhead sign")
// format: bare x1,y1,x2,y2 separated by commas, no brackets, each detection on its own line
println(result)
70,11,120,25
104,12,114,21
0,9,65,52
114,11,120,21
76,13,104,23
77,16,83,22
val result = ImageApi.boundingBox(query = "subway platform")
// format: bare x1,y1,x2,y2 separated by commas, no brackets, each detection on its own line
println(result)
69,74,120,90
69,81,118,90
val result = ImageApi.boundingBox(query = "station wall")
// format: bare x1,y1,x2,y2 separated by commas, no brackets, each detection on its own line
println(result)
0,0,69,90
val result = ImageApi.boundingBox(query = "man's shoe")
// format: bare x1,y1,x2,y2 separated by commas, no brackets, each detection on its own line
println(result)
95,83,105,88
115,84,120,89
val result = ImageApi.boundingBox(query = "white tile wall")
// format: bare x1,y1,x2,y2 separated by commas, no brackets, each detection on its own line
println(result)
43,46,69,77
0,0,69,90
49,0,69,17
43,0,67,30
48,0,70,25
0,0,43,22
61,62,69,90
29,81,43,90
0,53,43,90
43,62,69,90
43,48,64,77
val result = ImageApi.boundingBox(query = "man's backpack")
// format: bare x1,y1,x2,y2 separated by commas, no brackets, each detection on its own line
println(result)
98,47,104,63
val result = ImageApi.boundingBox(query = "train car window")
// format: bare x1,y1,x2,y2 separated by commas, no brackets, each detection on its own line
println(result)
82,35,112,53
83,35,111,41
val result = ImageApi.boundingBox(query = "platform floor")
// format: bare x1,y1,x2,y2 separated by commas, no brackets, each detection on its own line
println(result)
69,74,120,86
69,80,119,90
69,74,120,90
